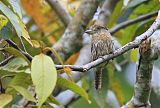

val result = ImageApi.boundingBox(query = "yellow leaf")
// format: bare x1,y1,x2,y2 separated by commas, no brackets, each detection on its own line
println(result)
0,14,8,29
65,52,80,65
64,67,73,81
19,19,33,46
130,49,138,63
47,36,56,44
0,94,12,107
31,40,41,48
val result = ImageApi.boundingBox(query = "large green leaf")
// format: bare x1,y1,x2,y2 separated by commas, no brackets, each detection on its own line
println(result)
10,85,36,102
0,1,32,45
31,54,57,107
57,77,90,103
0,94,12,107
0,47,30,65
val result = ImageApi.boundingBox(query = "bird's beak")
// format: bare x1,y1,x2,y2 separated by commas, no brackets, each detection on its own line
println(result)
85,29,92,34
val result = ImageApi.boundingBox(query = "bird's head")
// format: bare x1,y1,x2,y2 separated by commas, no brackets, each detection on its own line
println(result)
85,22,108,35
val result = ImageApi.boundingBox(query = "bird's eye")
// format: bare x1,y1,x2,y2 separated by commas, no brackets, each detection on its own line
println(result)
97,27,101,30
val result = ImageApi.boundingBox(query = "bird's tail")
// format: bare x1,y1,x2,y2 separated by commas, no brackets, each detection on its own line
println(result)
95,68,103,90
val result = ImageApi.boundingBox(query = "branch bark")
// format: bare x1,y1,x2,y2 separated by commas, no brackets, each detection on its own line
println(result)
45,0,72,26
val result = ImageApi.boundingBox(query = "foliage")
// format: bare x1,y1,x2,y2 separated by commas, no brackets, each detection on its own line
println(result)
0,0,160,108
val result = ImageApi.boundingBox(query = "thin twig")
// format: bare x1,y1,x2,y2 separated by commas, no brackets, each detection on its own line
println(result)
19,36,27,52
0,55,14,67
54,11,160,72
110,11,158,34
5,39,32,61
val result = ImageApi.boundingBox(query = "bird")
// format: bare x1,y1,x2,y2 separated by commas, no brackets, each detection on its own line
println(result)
85,21,114,90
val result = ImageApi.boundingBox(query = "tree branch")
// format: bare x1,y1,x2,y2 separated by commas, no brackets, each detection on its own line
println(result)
110,11,158,34
45,0,72,26
121,34,159,108
54,10,160,72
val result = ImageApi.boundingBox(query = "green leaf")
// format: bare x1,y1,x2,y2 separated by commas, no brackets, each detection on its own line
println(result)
57,77,90,103
0,22,13,39
130,49,138,63
134,19,154,36
6,72,32,95
3,57,28,70
0,1,32,46
10,85,36,102
108,0,123,28
0,58,29,77
47,95,60,106
0,94,12,107
0,67,20,78
0,47,30,65
132,0,160,15
31,54,57,107
120,24,138,45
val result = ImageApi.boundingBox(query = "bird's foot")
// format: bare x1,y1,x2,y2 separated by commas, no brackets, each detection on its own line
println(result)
99,56,105,60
